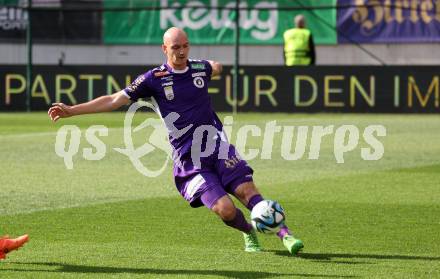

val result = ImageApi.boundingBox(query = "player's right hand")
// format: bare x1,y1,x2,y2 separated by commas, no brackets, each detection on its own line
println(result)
48,103,74,122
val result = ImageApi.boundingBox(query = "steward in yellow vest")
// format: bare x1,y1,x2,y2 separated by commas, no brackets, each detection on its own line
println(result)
283,15,316,66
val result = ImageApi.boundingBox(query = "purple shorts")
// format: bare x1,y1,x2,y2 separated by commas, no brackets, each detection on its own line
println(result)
174,143,254,208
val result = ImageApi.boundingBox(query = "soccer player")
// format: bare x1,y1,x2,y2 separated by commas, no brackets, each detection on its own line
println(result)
0,234,29,260
48,27,303,255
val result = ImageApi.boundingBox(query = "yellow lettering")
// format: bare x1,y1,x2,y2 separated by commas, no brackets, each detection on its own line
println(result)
208,75,221,94
107,75,131,95
395,0,405,23
408,76,439,107
324,75,345,107
255,75,277,107
420,0,433,23
107,75,121,94
394,76,400,107
294,75,317,107
56,75,77,104
410,0,419,23
350,76,375,107
358,0,383,34
436,0,440,21
352,0,369,23
225,75,232,106
225,70,248,107
5,74,26,105
79,74,102,101
371,0,384,27
31,74,51,105
384,0,393,22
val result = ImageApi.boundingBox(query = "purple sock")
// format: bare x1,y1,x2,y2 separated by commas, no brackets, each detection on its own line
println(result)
224,208,253,233
246,194,264,210
276,224,291,239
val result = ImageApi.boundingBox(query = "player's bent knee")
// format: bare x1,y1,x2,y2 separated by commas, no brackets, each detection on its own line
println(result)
212,197,237,221
218,205,237,221
235,182,259,201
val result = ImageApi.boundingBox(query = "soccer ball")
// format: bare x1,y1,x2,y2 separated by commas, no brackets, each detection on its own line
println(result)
251,200,285,233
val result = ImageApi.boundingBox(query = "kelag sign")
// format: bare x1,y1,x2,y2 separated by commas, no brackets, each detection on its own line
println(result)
0,65,439,113
103,0,337,45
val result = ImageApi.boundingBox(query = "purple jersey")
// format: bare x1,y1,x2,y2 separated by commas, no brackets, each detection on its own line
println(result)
123,59,223,160
123,59,254,208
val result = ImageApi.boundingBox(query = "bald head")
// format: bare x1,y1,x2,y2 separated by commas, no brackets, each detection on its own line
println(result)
162,27,190,70
163,27,188,45
295,15,306,28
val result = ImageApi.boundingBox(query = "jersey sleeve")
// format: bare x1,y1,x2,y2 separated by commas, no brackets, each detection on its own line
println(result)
123,72,154,101
203,60,213,82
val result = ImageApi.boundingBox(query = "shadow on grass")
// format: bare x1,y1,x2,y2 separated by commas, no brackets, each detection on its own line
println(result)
298,252,440,261
1,262,357,278
395,163,440,173
269,250,440,262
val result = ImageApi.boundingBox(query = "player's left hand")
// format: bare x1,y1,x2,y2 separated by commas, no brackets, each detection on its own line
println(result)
48,103,74,122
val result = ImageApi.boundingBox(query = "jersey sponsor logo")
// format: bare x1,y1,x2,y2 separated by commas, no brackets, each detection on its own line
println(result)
164,86,174,100
191,63,205,70
161,75,173,81
162,81,173,87
126,75,145,92
154,71,170,77
193,76,205,88
192,72,206,77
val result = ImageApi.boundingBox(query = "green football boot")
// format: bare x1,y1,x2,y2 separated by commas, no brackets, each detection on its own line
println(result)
243,229,262,252
283,235,304,255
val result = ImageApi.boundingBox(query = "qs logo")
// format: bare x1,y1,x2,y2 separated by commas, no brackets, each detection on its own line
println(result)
114,101,171,177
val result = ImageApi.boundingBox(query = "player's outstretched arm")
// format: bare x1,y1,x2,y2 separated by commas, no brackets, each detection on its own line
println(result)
48,90,130,122
208,60,223,77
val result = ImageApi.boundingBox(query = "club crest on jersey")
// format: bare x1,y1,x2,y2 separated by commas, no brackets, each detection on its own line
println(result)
164,86,174,100
193,77,204,88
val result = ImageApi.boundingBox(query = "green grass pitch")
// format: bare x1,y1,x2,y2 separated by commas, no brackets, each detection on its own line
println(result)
1,112,440,278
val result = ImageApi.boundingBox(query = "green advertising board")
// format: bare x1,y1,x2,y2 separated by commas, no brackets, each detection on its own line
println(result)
104,0,337,45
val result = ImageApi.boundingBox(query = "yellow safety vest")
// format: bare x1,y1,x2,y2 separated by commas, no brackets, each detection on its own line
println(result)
283,28,312,66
